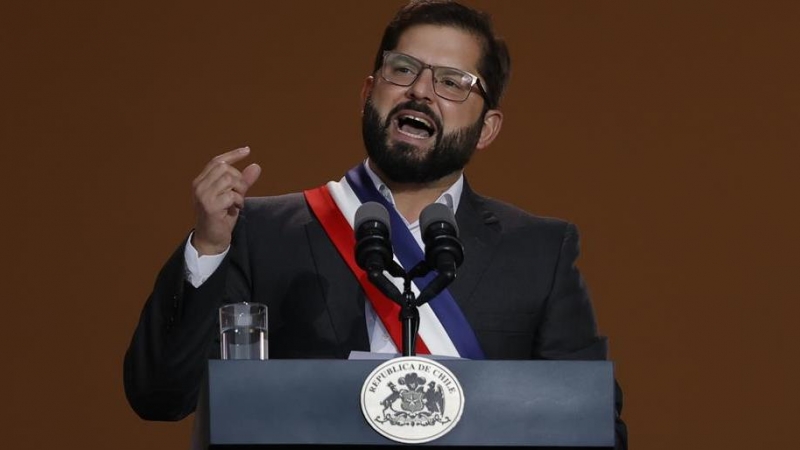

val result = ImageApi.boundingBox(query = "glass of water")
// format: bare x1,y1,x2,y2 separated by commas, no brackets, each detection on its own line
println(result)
219,302,268,360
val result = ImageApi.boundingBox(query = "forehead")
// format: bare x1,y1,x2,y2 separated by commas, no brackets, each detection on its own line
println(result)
394,25,483,74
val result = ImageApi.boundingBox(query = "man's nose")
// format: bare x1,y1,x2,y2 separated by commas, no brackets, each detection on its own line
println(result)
406,67,436,102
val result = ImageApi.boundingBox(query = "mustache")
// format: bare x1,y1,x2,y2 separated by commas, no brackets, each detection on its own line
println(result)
385,101,442,132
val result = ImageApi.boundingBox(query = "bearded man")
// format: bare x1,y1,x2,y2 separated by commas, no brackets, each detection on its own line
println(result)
125,1,627,448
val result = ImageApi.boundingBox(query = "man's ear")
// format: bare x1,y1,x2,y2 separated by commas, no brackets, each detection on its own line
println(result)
476,109,504,150
360,76,375,113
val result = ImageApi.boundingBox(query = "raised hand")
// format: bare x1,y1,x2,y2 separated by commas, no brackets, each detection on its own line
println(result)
191,146,261,255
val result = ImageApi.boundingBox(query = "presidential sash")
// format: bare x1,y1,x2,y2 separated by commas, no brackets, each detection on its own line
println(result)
304,164,485,360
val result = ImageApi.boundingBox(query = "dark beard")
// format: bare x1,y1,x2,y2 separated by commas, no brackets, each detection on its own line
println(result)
361,99,484,184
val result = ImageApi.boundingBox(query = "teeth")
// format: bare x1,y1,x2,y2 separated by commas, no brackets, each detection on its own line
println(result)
400,114,433,129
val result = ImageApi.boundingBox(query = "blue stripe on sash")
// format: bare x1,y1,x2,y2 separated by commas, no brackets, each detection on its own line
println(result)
345,164,485,360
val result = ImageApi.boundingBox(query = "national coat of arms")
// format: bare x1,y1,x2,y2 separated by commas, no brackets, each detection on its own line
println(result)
360,356,464,444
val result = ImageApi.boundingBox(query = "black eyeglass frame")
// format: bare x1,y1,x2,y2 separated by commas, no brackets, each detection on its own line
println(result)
379,50,490,105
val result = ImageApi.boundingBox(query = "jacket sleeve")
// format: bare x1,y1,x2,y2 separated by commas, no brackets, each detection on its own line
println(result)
534,223,628,449
123,218,252,421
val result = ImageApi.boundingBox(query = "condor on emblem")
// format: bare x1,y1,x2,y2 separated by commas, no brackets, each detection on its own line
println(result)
360,356,464,444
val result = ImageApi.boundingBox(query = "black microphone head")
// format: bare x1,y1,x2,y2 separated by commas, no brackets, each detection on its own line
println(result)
420,203,463,271
354,202,394,272
420,203,458,237
354,201,391,237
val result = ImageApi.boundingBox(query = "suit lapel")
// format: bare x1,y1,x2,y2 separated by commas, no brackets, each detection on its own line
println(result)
303,214,370,356
449,181,502,313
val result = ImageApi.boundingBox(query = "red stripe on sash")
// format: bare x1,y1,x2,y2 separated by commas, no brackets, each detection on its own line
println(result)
304,186,430,355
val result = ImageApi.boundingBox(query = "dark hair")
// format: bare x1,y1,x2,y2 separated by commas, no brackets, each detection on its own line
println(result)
373,0,511,109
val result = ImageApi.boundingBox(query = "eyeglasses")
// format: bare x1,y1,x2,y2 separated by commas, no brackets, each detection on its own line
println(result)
379,51,488,104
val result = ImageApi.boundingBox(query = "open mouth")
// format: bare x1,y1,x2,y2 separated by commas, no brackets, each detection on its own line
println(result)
394,113,437,139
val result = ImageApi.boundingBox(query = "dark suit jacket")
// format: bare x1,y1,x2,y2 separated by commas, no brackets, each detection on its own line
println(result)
124,182,626,448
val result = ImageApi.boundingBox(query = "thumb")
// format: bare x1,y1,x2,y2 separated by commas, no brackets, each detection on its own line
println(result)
242,163,262,188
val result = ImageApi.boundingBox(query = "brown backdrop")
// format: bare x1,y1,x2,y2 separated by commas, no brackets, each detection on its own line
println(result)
2,1,798,448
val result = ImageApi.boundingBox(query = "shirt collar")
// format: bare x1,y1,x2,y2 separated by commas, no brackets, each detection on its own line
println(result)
362,160,463,225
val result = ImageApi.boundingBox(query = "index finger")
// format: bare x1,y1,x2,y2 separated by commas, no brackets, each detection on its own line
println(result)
198,146,251,179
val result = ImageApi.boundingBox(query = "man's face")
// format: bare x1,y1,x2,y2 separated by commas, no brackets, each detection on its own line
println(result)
361,25,490,184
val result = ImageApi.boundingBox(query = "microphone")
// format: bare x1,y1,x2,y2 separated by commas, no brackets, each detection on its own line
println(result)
420,203,464,277
354,202,394,273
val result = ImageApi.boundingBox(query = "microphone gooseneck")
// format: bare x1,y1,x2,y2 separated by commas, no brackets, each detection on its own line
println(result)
352,201,464,357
